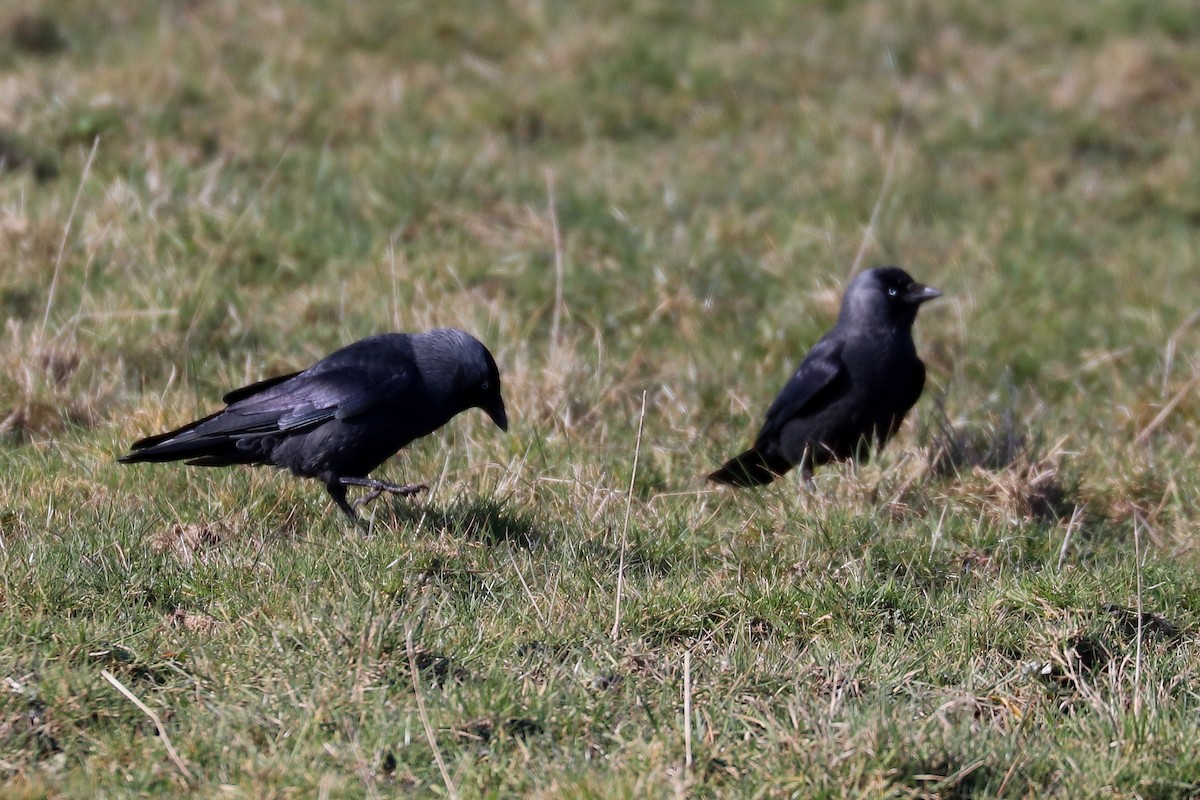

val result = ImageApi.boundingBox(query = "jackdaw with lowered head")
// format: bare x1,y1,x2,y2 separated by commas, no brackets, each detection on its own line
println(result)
120,328,508,518
709,267,941,487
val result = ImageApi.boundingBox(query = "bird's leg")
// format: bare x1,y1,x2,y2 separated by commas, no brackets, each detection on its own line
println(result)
338,476,428,510
799,449,816,489
326,481,359,520
800,465,816,489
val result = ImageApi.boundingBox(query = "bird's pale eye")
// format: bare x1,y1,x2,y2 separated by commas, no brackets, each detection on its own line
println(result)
887,286,899,298
481,380,489,391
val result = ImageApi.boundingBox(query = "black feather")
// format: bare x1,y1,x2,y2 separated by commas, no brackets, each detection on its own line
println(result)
710,267,941,488
119,329,508,519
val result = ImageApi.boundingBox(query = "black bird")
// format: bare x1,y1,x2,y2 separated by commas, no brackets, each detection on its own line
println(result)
709,267,941,487
120,328,508,519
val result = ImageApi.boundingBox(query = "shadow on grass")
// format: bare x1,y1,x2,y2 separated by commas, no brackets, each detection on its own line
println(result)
893,753,994,799
575,526,691,579
409,649,471,687
918,394,1081,525
374,495,549,549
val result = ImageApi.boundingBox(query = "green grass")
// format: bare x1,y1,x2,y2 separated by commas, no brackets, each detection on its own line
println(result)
3,0,1200,796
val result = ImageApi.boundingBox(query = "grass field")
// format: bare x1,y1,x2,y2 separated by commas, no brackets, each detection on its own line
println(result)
3,0,1200,796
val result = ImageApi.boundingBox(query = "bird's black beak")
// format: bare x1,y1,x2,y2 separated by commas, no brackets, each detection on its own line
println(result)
486,398,509,432
902,281,943,305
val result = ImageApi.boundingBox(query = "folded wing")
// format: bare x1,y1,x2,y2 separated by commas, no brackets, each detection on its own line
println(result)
120,358,414,465
756,337,846,443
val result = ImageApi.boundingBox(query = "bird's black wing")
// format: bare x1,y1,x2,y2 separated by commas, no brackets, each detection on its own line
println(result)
222,371,302,404
755,337,846,443
123,357,415,460
222,365,413,434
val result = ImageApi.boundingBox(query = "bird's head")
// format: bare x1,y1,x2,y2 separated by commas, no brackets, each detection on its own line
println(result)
474,344,508,432
436,329,508,432
841,266,942,330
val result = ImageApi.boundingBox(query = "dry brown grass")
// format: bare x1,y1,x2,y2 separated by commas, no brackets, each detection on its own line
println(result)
3,0,1200,796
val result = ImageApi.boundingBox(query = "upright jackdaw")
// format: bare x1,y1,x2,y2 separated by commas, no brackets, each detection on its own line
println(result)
120,328,508,518
709,267,941,487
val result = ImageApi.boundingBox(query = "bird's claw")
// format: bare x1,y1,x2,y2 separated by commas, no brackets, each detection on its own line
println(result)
352,489,382,510
339,477,428,511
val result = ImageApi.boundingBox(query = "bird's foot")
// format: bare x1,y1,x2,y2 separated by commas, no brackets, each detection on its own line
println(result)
339,476,429,510
801,467,817,491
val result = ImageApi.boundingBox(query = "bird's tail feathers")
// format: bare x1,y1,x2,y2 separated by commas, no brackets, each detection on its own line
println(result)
119,437,220,464
119,411,239,465
707,447,788,487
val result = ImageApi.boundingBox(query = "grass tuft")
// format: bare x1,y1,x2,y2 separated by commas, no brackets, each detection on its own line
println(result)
3,0,1200,796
